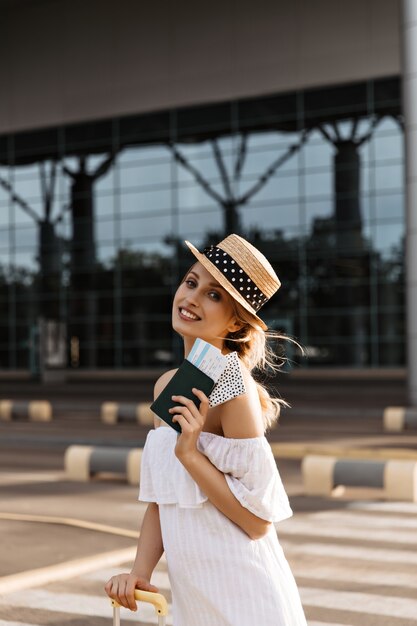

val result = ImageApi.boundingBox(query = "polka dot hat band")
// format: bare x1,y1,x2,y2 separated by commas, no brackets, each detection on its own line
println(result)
184,234,281,330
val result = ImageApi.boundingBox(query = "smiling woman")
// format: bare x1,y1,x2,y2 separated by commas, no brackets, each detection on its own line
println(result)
172,265,240,351
105,234,308,626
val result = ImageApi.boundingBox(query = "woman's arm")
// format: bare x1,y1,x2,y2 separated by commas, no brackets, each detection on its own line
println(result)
180,450,271,540
105,373,175,611
171,387,272,541
131,501,164,580
104,502,164,611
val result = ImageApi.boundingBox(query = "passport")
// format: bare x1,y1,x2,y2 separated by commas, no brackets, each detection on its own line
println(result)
151,340,247,433
150,359,216,433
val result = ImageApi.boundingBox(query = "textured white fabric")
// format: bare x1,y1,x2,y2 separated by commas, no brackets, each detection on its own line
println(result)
139,426,308,626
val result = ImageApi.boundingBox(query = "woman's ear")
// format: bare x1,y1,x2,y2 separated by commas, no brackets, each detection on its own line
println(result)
227,318,242,333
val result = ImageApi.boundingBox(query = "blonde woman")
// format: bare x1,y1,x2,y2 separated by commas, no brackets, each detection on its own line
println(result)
105,234,307,626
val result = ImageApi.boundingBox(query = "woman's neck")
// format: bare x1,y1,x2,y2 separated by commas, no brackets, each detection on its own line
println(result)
183,335,225,358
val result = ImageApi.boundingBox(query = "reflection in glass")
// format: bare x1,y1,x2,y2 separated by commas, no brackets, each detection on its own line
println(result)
0,77,405,370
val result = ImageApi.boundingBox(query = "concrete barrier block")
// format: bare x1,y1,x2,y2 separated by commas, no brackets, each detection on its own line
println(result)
0,400,13,421
64,446,94,481
101,402,154,425
127,449,142,485
28,401,52,422
101,402,118,424
302,455,336,496
137,403,154,426
65,445,142,483
383,406,406,431
404,407,417,428
385,460,417,502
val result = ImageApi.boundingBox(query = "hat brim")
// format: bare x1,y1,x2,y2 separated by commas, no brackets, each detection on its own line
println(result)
184,240,268,331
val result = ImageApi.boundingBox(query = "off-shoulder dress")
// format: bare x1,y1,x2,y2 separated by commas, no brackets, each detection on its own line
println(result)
139,426,307,626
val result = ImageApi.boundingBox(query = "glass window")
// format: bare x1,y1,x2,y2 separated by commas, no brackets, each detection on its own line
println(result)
0,76,405,369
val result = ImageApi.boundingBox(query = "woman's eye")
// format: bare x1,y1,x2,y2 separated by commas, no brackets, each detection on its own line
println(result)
209,291,221,301
185,279,196,288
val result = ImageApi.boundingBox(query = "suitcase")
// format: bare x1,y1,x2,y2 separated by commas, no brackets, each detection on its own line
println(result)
111,589,168,625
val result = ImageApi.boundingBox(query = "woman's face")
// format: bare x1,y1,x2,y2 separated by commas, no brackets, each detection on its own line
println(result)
172,262,239,349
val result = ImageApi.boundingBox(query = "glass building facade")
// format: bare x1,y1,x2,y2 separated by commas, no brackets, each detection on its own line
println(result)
0,77,404,371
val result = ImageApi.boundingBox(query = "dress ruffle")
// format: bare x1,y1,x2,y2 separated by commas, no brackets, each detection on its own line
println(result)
139,427,293,523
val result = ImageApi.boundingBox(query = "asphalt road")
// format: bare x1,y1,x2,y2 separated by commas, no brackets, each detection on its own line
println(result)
1,375,416,625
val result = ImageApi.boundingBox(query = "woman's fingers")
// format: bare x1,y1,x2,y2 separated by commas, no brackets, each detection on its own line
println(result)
171,390,208,423
191,388,209,416
104,576,135,612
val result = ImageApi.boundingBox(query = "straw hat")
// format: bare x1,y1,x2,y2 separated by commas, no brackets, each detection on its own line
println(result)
185,234,281,330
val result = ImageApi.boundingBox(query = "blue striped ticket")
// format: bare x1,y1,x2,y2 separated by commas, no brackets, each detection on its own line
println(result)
187,338,228,383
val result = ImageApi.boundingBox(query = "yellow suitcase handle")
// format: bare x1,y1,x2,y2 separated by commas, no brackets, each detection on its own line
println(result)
111,589,168,616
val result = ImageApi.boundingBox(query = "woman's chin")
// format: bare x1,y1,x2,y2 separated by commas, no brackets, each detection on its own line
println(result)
172,318,199,337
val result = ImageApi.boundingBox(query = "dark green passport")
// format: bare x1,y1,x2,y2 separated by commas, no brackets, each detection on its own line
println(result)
150,359,215,433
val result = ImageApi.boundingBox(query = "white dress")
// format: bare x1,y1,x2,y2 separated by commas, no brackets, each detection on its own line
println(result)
139,426,308,626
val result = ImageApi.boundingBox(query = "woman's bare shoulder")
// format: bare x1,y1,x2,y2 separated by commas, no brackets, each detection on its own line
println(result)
154,368,178,398
152,368,178,429
219,359,265,438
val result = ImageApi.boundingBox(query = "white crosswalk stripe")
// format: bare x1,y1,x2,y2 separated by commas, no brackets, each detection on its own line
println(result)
0,622,40,626
300,587,417,621
277,517,417,544
347,501,417,514
0,589,174,624
282,540,417,564
0,503,416,626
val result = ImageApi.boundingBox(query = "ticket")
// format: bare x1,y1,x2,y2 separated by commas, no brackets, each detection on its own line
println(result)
187,338,228,383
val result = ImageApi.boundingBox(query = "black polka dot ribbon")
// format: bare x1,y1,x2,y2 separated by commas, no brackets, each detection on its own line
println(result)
203,245,269,311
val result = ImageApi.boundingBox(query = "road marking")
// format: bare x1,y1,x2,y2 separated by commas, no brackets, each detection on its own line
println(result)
278,519,417,545
308,623,354,626
86,566,170,590
309,510,417,529
347,501,417,514
300,586,417,620
0,512,137,538
283,540,417,565
271,442,417,460
0,472,65,486
0,622,39,626
292,562,417,589
0,547,136,594
0,589,173,624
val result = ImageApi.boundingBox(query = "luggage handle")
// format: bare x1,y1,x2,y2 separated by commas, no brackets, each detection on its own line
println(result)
111,590,168,625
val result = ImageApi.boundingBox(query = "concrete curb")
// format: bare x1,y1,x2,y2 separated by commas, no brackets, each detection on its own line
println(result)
270,442,417,461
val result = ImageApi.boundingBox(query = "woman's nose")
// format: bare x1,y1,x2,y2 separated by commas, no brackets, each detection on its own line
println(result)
184,290,201,307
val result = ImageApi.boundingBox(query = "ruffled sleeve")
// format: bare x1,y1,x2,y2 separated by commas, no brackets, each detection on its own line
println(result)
138,427,207,508
197,432,293,523
138,427,292,523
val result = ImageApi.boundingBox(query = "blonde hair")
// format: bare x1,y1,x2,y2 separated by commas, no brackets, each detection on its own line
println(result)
224,302,303,431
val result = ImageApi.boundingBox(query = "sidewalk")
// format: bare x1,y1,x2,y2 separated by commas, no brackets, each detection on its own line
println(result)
0,372,415,463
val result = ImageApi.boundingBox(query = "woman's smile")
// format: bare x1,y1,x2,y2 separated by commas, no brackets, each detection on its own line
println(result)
172,263,238,351
178,307,201,321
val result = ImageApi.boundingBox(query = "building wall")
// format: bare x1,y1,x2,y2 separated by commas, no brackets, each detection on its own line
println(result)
0,0,400,134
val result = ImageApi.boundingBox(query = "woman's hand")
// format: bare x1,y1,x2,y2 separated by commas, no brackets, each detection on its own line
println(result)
170,388,209,462
104,572,159,612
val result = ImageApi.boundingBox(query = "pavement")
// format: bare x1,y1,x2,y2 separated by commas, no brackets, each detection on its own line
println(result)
0,372,417,625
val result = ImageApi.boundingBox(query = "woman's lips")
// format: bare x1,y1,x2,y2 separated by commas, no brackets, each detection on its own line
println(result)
178,307,201,321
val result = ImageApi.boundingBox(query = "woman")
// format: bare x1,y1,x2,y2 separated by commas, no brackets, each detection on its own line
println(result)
105,234,307,626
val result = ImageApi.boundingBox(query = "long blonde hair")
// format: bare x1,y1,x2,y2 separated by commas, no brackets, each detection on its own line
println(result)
224,302,303,431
